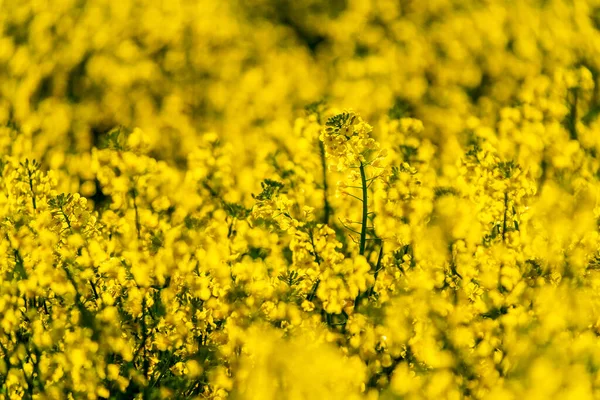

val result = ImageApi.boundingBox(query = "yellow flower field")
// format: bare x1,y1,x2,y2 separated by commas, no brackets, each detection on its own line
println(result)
2,0,600,398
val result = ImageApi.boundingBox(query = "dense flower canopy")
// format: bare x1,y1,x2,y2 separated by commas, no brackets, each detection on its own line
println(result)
2,0,600,399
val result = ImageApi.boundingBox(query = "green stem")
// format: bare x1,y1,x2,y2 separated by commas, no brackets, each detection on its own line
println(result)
319,141,331,225
60,207,72,230
568,88,579,140
308,279,320,301
27,166,36,212
359,162,368,256
131,188,141,240
369,243,384,297
502,191,508,243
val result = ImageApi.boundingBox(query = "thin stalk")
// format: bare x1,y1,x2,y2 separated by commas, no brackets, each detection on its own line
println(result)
319,141,331,225
131,188,141,240
27,166,36,212
343,192,364,203
338,218,362,236
359,162,368,256
308,279,320,301
502,191,508,243
60,206,72,230
307,230,321,302
369,243,384,297
568,88,579,140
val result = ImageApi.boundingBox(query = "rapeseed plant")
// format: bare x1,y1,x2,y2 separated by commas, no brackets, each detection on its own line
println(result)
4,0,600,399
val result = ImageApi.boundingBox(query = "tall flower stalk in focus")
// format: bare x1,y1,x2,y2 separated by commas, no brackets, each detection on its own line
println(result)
320,111,386,257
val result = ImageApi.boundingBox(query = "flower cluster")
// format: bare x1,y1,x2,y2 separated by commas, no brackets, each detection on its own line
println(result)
3,1,600,399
